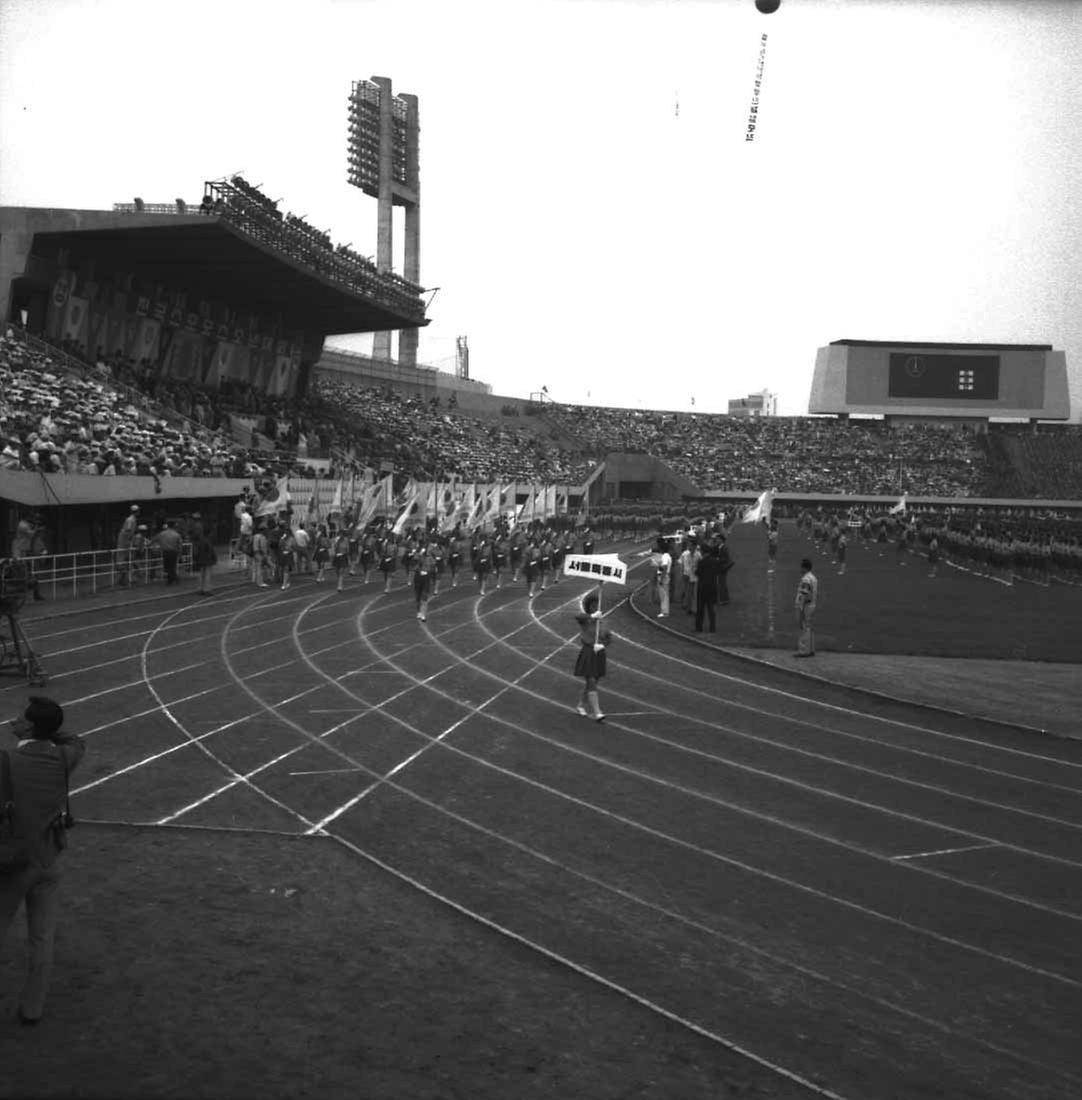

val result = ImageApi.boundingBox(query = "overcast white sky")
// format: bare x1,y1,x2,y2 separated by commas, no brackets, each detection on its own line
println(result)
2,0,1079,417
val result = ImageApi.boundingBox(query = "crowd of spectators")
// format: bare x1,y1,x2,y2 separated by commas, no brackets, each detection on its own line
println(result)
193,177,425,322
308,377,594,484
5,329,1082,500
545,405,994,496
0,334,319,480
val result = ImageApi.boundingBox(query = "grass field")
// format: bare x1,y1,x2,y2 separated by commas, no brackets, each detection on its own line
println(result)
655,520,1082,663
2,534,1081,1100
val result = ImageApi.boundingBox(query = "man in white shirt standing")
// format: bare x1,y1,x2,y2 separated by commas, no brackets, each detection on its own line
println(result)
655,539,672,618
293,522,311,575
795,557,818,657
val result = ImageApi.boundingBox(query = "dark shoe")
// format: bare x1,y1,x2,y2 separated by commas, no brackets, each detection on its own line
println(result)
17,1010,40,1026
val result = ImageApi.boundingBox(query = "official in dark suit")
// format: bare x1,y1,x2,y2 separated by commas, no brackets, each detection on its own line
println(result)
695,545,723,632
1,696,85,1025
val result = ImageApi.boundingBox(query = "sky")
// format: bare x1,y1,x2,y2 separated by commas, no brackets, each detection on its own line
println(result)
1,0,1079,418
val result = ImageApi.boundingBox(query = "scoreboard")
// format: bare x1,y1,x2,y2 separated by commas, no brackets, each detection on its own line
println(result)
809,340,1070,420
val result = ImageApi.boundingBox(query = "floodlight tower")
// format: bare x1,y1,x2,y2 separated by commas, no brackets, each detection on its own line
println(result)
347,76,420,365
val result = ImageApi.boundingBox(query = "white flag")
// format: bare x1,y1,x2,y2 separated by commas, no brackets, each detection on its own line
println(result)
741,488,775,525
889,493,907,515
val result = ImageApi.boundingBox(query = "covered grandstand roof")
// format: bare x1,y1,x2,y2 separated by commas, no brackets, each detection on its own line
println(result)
2,207,427,336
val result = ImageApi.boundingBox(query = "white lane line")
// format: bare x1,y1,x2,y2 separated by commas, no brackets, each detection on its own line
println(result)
304,595,575,833
323,828,1080,1097
329,832,857,1100
138,597,323,832
613,615,1082,770
69,588,519,796
298,593,1082,988
893,844,1001,862
519,602,1082,830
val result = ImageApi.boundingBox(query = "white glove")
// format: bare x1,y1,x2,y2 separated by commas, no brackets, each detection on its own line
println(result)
590,610,602,619
593,643,606,653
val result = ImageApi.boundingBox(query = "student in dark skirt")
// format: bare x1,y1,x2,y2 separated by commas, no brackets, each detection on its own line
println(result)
332,530,351,592
414,543,437,621
573,591,612,721
313,524,331,583
360,533,377,584
379,538,398,594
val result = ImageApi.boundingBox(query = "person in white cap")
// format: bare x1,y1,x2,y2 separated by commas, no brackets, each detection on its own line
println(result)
116,506,139,586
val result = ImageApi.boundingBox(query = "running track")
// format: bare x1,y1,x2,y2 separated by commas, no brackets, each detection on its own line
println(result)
7,546,1082,1100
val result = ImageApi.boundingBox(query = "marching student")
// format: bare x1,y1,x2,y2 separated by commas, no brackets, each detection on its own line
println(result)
524,540,542,599
279,527,297,591
539,534,553,592
493,534,509,590
836,529,848,575
312,524,331,583
347,526,361,576
448,532,463,588
431,536,447,596
332,529,351,592
573,591,612,722
582,528,595,557
414,542,437,621
251,523,269,587
360,531,377,584
379,537,398,594
473,536,492,596
509,532,524,582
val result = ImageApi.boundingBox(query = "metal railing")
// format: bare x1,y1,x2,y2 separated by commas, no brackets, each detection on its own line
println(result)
16,544,194,601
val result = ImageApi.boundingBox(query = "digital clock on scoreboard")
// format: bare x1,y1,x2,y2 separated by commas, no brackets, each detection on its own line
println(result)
888,353,1000,400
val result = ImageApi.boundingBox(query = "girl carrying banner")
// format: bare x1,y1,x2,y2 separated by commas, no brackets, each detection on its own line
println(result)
524,541,542,599
279,529,297,591
574,592,612,722
360,532,377,584
474,537,492,596
492,535,509,590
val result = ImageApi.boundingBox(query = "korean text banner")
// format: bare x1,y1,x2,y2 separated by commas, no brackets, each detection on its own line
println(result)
563,554,627,585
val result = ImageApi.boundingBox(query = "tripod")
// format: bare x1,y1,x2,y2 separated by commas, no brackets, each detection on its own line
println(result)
0,561,47,686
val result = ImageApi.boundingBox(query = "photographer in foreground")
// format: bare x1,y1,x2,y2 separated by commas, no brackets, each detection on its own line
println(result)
1,696,84,1026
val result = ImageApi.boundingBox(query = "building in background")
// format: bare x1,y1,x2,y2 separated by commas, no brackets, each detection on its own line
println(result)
727,390,778,418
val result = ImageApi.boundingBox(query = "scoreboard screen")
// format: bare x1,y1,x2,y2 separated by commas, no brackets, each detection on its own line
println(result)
888,353,999,400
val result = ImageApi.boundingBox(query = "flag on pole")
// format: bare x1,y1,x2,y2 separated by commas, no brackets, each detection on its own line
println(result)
328,478,344,518
306,474,320,523
889,493,907,515
392,484,421,535
740,488,775,525
354,479,384,531
255,475,290,518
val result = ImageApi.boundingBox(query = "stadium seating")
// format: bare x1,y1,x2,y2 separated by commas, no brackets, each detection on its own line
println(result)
5,329,1082,499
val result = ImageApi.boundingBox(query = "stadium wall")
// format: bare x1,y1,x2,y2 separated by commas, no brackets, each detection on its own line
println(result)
316,346,499,412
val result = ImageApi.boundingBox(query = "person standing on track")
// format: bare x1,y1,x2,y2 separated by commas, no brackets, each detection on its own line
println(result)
795,557,818,657
694,544,721,633
1,696,85,1027
573,592,612,722
414,542,436,621
331,529,351,592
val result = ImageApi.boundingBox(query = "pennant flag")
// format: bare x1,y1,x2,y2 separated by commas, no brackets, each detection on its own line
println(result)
392,485,421,535
328,478,344,516
889,493,907,515
255,475,290,518
741,489,775,525
563,554,627,585
354,479,385,531
307,474,320,522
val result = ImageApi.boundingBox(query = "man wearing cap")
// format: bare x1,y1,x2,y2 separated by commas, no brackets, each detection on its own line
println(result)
0,696,85,1026
116,505,139,586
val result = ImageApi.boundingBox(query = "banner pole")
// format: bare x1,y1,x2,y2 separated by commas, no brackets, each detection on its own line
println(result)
594,580,603,645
